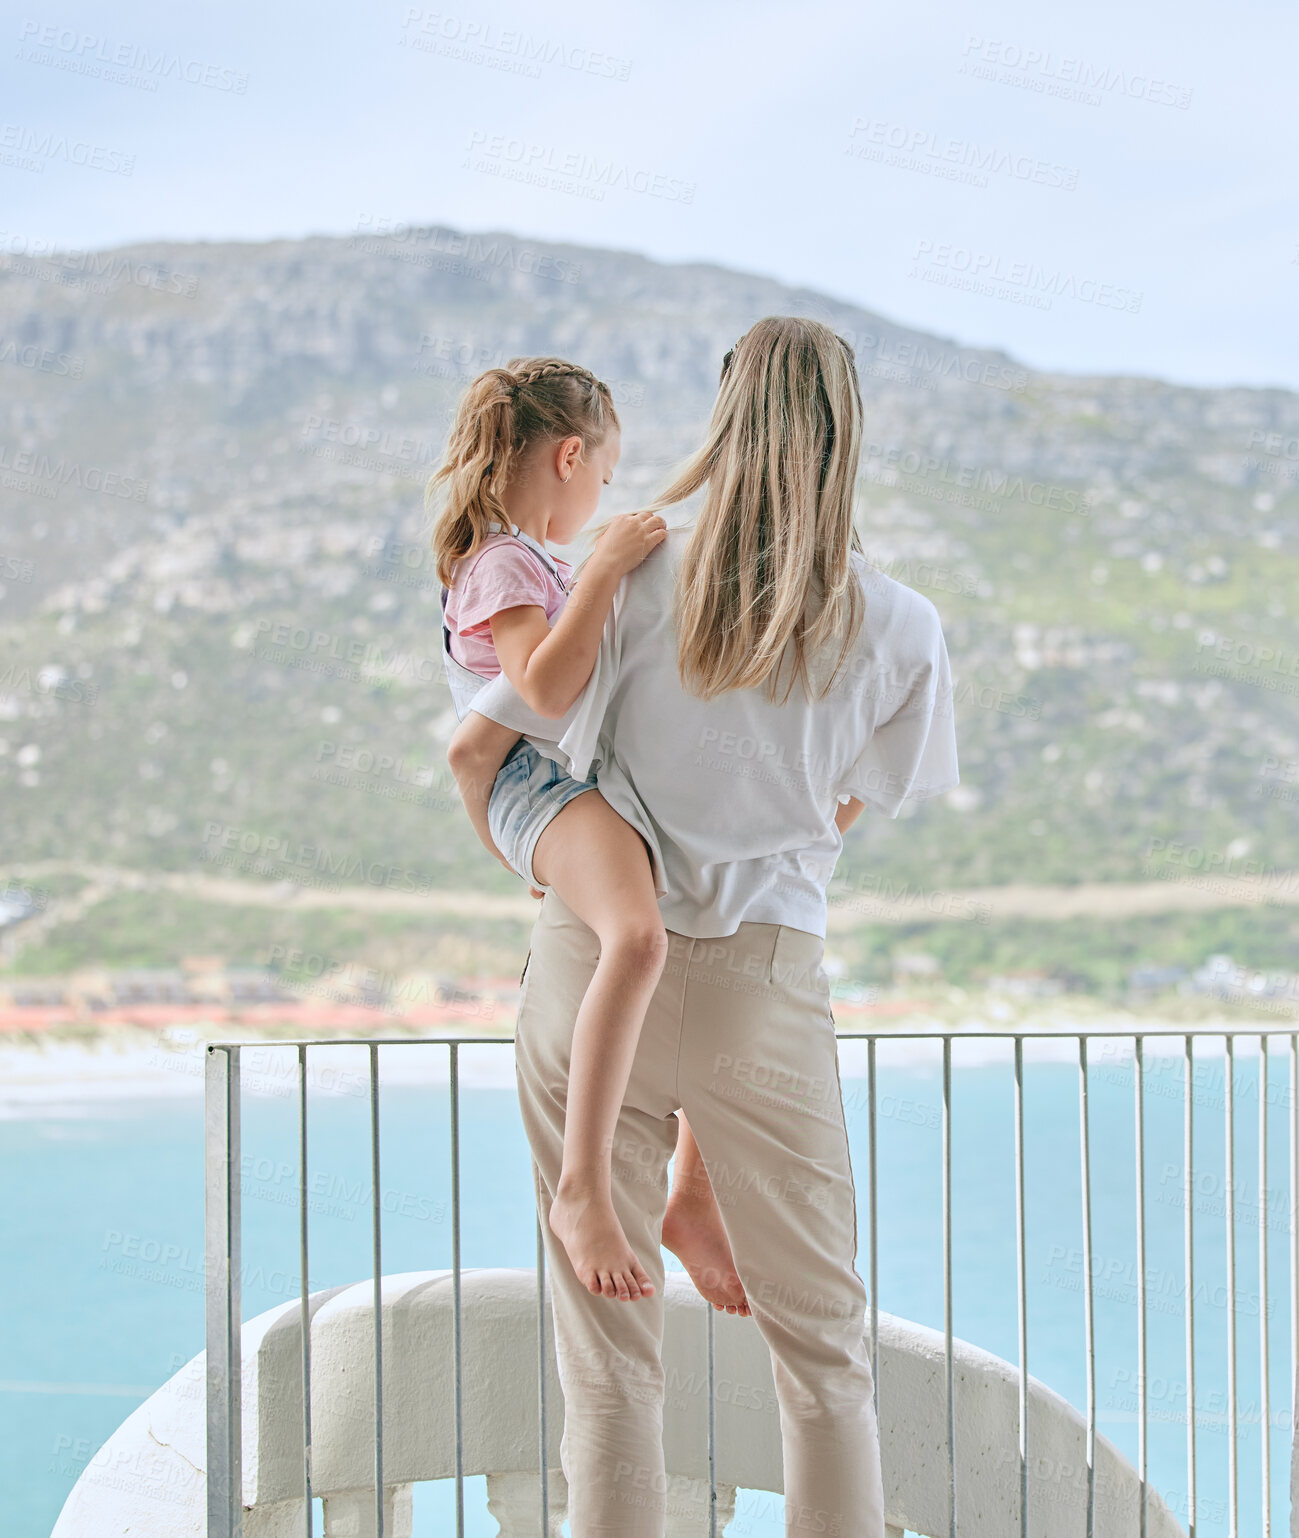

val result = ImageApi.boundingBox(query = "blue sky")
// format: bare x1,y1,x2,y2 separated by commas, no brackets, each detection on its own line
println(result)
2,0,1295,390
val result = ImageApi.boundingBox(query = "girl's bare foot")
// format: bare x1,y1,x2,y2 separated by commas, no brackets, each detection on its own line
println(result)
549,1183,655,1301
662,1191,750,1316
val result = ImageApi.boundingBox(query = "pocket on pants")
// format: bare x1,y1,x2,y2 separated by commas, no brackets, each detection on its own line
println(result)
768,925,829,995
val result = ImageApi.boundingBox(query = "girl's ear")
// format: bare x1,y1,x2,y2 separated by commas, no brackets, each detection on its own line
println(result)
555,434,583,482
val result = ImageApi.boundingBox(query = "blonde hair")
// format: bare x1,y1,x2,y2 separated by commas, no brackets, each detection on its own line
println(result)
429,357,619,589
647,316,865,704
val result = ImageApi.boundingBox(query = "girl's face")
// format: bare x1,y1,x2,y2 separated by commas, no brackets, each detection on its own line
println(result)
546,428,621,545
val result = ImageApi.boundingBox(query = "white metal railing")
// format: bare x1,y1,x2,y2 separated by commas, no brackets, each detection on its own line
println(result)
188,1025,1299,1537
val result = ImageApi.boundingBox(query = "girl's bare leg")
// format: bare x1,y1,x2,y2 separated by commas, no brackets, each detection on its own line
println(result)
530,790,669,1302
663,1115,751,1316
447,713,524,871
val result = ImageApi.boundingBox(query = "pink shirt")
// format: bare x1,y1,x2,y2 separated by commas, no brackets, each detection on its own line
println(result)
445,532,574,678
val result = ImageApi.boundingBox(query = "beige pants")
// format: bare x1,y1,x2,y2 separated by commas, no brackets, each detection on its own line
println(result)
514,890,885,1538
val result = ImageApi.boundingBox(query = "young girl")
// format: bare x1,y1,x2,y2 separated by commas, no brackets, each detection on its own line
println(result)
432,357,747,1313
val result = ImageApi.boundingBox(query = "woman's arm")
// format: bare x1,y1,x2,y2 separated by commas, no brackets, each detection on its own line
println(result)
835,796,866,836
491,511,665,718
447,712,523,870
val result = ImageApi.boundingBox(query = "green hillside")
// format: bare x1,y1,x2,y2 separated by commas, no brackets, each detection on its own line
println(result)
2,225,1296,992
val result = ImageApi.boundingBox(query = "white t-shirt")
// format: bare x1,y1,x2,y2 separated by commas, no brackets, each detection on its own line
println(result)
469,526,959,939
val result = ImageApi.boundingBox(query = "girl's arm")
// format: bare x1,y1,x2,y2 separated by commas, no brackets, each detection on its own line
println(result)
491,511,665,718
447,712,523,871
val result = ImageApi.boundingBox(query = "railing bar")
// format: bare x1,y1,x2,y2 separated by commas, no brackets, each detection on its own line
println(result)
369,1042,384,1538
707,1301,717,1538
1226,1036,1237,1538
1185,1034,1197,1538
205,1044,242,1538
1013,1036,1028,1538
1259,1035,1271,1538
1290,1034,1299,1538
204,1025,1299,1051
210,1034,515,1048
868,1035,879,1426
298,1046,313,1537
836,1026,1299,1037
942,1034,955,1538
1135,1035,1147,1538
1291,1036,1299,1538
537,1219,549,1536
450,1040,465,1538
1079,1035,1096,1538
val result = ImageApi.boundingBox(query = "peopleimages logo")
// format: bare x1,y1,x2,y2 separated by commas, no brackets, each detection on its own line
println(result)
0,445,147,499
16,20,249,94
910,239,1143,314
959,35,1193,110
464,130,696,203
846,115,1079,192
400,9,632,80
352,219,584,285
0,336,84,377
859,441,1091,516
201,822,440,895
0,122,134,175
0,231,199,295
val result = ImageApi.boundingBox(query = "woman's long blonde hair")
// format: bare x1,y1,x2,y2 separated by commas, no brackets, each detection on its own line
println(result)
647,316,865,704
428,357,619,589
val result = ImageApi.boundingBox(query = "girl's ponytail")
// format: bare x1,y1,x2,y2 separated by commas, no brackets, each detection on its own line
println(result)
429,357,619,589
428,368,519,589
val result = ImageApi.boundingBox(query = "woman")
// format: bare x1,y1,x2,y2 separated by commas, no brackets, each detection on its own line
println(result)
463,315,959,1537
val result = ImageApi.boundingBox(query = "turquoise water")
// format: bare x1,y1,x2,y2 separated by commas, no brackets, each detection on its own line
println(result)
2,1042,1291,1536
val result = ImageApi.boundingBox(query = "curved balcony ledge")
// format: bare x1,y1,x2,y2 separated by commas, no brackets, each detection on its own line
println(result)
52,1266,1184,1537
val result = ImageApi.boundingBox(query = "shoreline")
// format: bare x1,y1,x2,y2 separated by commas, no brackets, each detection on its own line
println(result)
0,998,1287,1117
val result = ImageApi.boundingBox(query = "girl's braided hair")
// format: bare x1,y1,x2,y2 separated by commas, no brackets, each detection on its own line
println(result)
429,356,619,588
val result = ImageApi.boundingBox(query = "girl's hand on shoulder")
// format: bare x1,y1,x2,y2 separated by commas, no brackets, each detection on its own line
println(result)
588,510,667,578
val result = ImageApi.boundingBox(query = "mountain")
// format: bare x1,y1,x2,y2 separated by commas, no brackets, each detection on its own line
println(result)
1,222,1297,983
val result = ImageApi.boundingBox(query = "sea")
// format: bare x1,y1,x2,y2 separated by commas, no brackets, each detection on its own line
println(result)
1,1033,1290,1537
